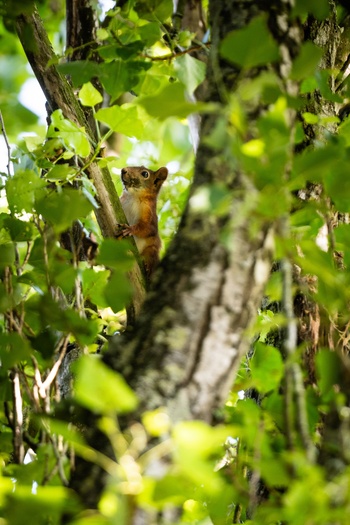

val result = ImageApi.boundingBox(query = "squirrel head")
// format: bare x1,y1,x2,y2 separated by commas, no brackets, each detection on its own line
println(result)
121,166,168,195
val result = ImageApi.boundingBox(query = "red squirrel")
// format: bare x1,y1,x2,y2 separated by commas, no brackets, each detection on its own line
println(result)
117,165,168,277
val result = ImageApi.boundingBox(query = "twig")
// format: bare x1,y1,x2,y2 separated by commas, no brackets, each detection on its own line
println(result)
40,335,70,397
142,42,211,61
0,110,11,177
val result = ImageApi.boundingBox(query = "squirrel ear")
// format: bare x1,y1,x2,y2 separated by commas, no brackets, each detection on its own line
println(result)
156,167,168,181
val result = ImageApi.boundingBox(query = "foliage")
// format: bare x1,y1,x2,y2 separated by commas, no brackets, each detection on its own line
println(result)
1,1,350,525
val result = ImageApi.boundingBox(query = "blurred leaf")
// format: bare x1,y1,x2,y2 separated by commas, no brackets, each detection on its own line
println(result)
250,342,284,393
290,42,324,81
323,159,350,212
45,164,78,181
220,16,279,68
104,271,133,313
36,188,94,233
96,238,135,271
74,355,138,414
134,0,173,22
139,22,162,46
316,349,342,400
292,0,329,20
1,215,36,241
36,294,99,346
3,485,79,525
0,333,32,371
0,243,15,270
174,54,206,96
142,408,171,437
139,82,205,119
5,170,46,214
292,145,341,184
82,268,110,308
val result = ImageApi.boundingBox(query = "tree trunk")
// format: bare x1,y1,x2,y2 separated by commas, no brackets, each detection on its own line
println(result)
67,0,302,518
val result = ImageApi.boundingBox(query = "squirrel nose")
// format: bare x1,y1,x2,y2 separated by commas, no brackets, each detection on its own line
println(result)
121,168,127,176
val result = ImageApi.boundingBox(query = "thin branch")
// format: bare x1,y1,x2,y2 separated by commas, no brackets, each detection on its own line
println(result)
142,42,211,61
0,110,11,177
40,335,70,396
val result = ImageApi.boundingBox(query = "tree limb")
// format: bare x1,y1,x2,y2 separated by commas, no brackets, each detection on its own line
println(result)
15,7,146,315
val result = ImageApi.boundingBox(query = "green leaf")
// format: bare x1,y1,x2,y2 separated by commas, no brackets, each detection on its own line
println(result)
290,42,324,81
139,22,162,46
323,159,350,212
0,333,32,371
79,82,103,107
316,350,341,399
57,60,99,87
174,54,206,96
0,282,11,313
220,16,280,69
292,0,329,20
293,145,341,185
104,271,133,313
139,82,204,120
2,216,36,241
96,238,135,272
74,355,138,414
36,188,94,233
5,170,46,214
0,244,16,270
135,0,173,22
250,342,284,393
46,164,78,181
99,60,151,102
36,294,99,346
95,105,144,138
82,268,110,308
48,110,91,157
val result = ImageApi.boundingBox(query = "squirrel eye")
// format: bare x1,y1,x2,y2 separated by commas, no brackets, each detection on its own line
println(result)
141,170,149,178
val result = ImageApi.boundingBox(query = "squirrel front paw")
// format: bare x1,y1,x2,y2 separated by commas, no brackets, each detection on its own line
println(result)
116,224,133,238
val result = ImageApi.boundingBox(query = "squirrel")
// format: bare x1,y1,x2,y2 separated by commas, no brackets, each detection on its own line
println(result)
117,165,168,277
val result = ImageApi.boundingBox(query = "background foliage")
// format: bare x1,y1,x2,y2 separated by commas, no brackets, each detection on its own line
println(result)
1,1,350,524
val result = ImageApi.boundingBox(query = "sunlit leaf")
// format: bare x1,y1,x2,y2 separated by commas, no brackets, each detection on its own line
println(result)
74,355,138,414
174,54,206,96
48,110,91,157
95,105,144,138
79,82,103,107
5,170,46,214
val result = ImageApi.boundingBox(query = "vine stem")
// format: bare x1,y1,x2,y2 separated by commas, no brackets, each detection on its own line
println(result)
0,110,11,177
